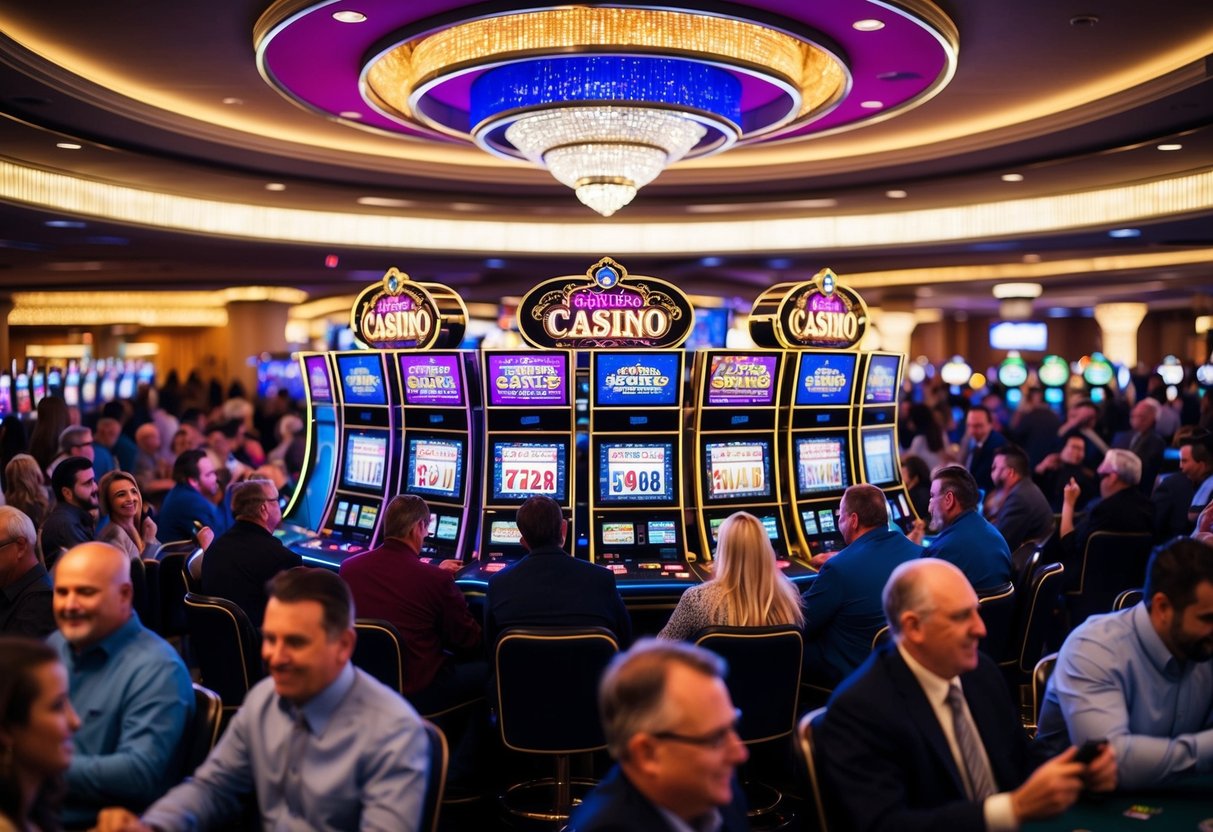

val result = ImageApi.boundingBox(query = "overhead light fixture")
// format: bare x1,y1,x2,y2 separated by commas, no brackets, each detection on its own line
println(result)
331,10,366,23
886,189,908,199
1108,227,1141,238
265,183,286,191
852,19,886,31
1157,143,1182,151
993,282,1042,320
55,142,82,150
992,282,1042,299
1001,173,1024,182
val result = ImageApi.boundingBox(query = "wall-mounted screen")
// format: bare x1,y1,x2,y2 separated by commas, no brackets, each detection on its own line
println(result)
598,442,675,504
704,354,779,407
337,354,387,406
863,355,901,405
402,354,465,407
486,353,569,406
703,440,772,502
795,435,849,496
861,428,898,486
340,430,388,492
796,352,857,406
685,307,730,350
305,356,334,404
406,436,464,499
989,321,1048,352
492,441,568,501
594,353,681,407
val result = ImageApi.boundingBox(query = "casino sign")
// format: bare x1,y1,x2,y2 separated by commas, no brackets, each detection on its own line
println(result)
518,257,694,349
350,268,468,350
749,268,870,350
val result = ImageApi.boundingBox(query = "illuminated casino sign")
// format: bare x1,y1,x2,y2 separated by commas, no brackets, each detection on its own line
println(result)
748,268,869,350
518,257,694,349
350,268,468,350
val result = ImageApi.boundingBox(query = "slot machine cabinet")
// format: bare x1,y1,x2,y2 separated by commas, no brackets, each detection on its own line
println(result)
1038,354,1071,414
279,353,340,549
0,372,12,419
588,350,694,601
63,361,81,409
857,352,917,532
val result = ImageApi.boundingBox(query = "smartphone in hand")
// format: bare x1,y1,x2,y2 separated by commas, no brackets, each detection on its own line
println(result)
1074,739,1107,764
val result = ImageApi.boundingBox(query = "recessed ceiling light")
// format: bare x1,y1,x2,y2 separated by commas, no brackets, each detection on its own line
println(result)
1022,253,1042,263
1108,228,1141,238
55,142,82,150
1001,173,1024,182
885,189,908,199
852,19,885,31
357,196,416,208
485,258,506,269
221,97,244,106
44,219,87,229
265,183,287,192
700,256,724,267
860,100,883,109
338,111,363,119
449,202,479,212
767,258,793,269
1156,143,1182,151
331,10,367,23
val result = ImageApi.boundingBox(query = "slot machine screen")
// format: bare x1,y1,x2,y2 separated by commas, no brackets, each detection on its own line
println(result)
31,371,46,405
136,362,155,386
331,499,380,533
405,436,465,499
710,514,780,542
703,440,772,502
794,435,849,496
703,354,778,407
15,374,31,414
0,374,11,418
488,520,523,545
594,353,681,407
434,515,460,541
63,367,80,407
863,355,901,404
81,371,98,410
486,353,569,406
492,442,568,501
861,428,899,485
597,442,675,504
337,354,388,406
99,372,117,404
796,352,857,406
47,368,62,397
257,358,305,401
601,522,635,546
305,356,334,404
401,354,465,407
116,372,135,401
647,519,678,545
340,430,388,492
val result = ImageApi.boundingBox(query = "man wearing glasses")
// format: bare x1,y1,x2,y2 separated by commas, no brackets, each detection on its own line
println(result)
1056,448,1153,565
568,639,749,832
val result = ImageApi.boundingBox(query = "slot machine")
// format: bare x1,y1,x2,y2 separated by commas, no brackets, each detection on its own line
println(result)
98,361,118,405
80,361,99,414
468,350,575,587
116,360,137,400
0,372,12,419
997,353,1029,410
62,361,81,409
857,352,916,532
46,365,63,399
279,354,340,547
1081,352,1115,404
31,367,46,408
14,370,32,417
588,350,693,599
692,350,812,584
1038,354,1070,414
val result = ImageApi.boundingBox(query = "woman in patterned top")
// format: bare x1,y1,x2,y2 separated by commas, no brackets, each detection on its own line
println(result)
658,511,804,641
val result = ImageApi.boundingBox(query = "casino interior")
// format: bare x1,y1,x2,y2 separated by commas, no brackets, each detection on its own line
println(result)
2,0,1213,830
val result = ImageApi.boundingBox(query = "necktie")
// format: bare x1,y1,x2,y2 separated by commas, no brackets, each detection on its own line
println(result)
945,684,997,801
284,712,310,817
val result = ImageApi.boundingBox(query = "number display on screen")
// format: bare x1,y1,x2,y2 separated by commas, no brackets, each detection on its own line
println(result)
607,447,665,496
408,439,463,498
493,443,565,500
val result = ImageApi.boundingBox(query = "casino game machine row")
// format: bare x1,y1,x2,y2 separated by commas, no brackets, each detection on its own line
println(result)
857,352,917,533
278,353,340,551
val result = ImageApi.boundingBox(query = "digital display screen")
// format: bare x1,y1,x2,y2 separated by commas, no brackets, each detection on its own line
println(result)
489,521,522,545
648,519,678,544
796,352,857,406
99,375,116,405
704,354,779,407
333,500,379,533
15,375,31,414
989,321,1048,352
862,429,898,485
704,441,771,501
864,355,900,404
801,511,819,535
402,354,464,407
594,353,681,407
406,437,464,499
818,508,837,533
81,373,97,408
257,358,305,401
31,372,46,406
435,515,459,541
305,356,334,403
795,435,849,496
685,307,730,350
492,442,568,501
710,514,780,542
0,375,11,418
341,431,388,491
486,353,569,406
117,374,135,401
63,371,80,408
598,442,675,504
337,354,387,406
602,522,635,546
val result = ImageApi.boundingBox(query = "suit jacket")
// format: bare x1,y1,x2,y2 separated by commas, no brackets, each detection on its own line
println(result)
200,520,301,627
964,431,1007,493
1150,471,1195,539
1111,430,1166,494
567,764,748,832
815,645,1039,832
994,478,1054,552
926,510,1012,592
483,546,632,649
1059,486,1154,565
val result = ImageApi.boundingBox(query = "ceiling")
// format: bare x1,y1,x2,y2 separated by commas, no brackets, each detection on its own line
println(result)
0,0,1212,319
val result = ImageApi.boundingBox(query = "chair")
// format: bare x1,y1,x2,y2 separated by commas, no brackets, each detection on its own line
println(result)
157,549,194,638
695,626,803,822
1065,531,1154,628
977,582,1016,663
184,592,264,710
1011,539,1044,591
129,556,152,626
184,683,224,776
1002,562,1065,720
1113,588,1143,611
1031,652,1058,731
871,625,890,650
494,627,620,825
352,619,405,693
420,719,448,832
796,708,831,832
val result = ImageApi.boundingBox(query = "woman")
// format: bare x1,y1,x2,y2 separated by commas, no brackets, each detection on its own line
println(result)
901,454,932,523
0,637,79,832
3,456,51,533
658,512,804,641
26,397,70,477
902,403,953,470
97,471,160,561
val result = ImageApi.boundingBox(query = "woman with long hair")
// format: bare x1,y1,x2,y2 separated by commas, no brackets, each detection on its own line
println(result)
0,637,79,832
902,403,954,470
26,397,71,476
0,416,27,493
658,511,804,640
96,471,160,561
3,455,51,533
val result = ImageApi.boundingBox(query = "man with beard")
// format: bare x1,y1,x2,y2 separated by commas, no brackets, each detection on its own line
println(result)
918,465,1012,592
157,448,230,544
1036,537,1213,789
41,456,98,566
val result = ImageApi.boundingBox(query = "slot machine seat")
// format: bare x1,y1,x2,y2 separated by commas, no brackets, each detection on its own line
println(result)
1064,531,1154,629
1030,653,1059,735
155,548,197,640
352,619,406,693
184,592,264,712
494,627,621,825
796,708,834,832
420,719,449,832
184,683,224,777
1113,587,1143,611
1002,562,1065,721
977,582,1016,664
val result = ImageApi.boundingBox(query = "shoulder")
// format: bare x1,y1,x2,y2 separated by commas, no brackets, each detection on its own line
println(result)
568,768,664,832
348,668,422,723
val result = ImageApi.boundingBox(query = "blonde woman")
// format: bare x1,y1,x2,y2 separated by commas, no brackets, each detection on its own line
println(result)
3,455,51,532
97,470,160,561
658,511,804,641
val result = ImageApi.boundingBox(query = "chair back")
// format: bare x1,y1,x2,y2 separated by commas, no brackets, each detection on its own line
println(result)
157,550,193,637
420,720,448,832
694,625,802,744
977,582,1016,663
184,683,224,776
1067,531,1154,626
1008,562,1065,680
1032,652,1058,729
129,556,154,627
1113,588,1143,611
796,708,831,832
495,627,619,754
1011,539,1043,591
871,625,890,650
184,592,264,707
352,619,405,694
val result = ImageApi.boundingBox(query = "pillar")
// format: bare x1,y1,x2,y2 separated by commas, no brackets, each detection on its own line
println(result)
0,297,11,365
225,300,290,396
1093,303,1148,367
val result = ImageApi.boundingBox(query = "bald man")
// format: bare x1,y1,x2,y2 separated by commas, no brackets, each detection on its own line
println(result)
49,542,194,828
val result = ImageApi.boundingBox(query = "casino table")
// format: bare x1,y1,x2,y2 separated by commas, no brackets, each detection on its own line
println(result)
1027,777,1213,831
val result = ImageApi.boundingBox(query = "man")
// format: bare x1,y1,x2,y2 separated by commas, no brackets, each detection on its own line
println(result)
94,567,430,832
814,559,1116,832
0,506,54,637
802,484,921,688
988,445,1054,552
1036,537,1213,789
484,495,631,649
1035,434,1097,512
1057,399,1108,470
158,448,230,543
200,478,301,627
340,494,483,711
132,422,175,498
96,405,137,473
41,455,97,566
46,424,103,478
1007,387,1061,470
1112,398,1166,494
921,465,1012,592
1152,433,1213,538
567,640,749,832
960,406,1007,493
50,542,194,827
1055,448,1153,565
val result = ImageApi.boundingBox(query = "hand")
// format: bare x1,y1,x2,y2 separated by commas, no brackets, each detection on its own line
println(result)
196,526,215,550
1082,742,1117,793
1010,746,1085,822
1035,453,1060,475
907,519,926,545
808,551,835,570
90,807,152,831
140,515,158,541
438,559,462,573
1062,477,1081,507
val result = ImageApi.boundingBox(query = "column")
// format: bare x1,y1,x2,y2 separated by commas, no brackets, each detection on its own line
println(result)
1093,302,1147,367
225,300,290,396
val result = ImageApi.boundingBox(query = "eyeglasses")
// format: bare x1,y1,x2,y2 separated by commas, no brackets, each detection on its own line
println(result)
0,539,16,549
651,709,742,750
70,441,94,449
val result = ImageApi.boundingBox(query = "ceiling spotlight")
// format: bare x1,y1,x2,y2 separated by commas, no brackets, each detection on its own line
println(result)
1156,143,1182,151
338,111,363,119
1001,173,1024,182
852,19,886,31
1108,228,1141,238
221,97,244,106
265,183,287,192
1022,253,1042,263
331,10,367,23
992,282,1042,299
357,197,416,208
44,220,87,229
859,100,883,109
55,142,82,150
885,189,908,199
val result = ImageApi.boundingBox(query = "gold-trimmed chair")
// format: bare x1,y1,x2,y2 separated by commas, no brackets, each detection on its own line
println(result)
796,707,832,832
183,592,264,713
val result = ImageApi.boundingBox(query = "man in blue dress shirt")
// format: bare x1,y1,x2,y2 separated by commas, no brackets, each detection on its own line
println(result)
802,484,922,688
922,465,1012,592
157,448,229,545
96,567,430,832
